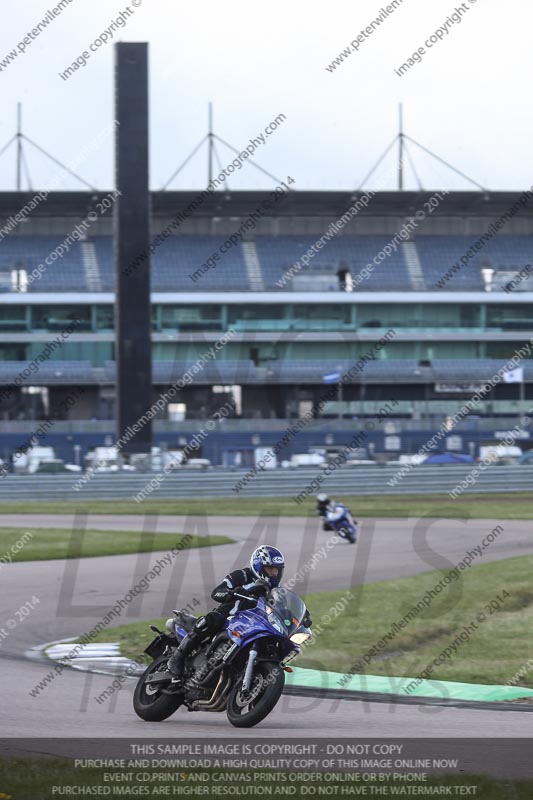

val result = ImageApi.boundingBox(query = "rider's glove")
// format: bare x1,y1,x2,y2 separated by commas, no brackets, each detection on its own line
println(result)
228,586,255,601
249,578,271,595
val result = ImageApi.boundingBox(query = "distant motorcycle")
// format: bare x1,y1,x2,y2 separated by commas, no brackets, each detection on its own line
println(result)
133,586,312,728
327,504,358,544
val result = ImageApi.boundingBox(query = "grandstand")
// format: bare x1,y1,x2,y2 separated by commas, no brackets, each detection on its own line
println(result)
0,188,532,466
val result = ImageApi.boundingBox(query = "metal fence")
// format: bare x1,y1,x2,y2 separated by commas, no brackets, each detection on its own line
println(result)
0,464,530,502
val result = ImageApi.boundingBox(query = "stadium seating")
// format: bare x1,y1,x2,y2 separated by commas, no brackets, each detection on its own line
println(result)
1,356,530,387
0,236,85,292
92,235,251,292
3,233,532,293
415,235,533,291
103,359,430,384
105,360,258,383
153,235,249,291
259,360,422,383
0,360,94,383
255,235,409,291
431,359,533,381
91,237,114,291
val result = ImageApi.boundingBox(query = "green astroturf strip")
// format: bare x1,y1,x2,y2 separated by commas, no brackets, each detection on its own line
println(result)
286,665,533,702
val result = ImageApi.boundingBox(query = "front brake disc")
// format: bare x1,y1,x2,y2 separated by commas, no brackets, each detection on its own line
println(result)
235,675,265,708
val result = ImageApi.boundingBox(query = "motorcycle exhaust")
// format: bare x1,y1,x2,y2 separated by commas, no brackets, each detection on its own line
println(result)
193,642,238,687
189,672,231,712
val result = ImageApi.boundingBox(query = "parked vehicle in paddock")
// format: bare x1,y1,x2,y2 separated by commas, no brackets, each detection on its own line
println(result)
133,587,312,728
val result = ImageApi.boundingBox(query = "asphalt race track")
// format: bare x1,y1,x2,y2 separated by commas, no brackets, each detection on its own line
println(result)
2,514,533,754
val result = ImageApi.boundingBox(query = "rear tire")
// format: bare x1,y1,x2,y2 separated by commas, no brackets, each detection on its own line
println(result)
133,655,183,722
226,662,285,728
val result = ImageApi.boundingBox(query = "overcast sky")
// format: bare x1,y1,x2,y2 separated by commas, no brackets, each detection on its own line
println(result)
0,0,529,193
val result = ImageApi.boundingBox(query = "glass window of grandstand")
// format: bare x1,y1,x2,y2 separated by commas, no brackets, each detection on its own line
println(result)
0,343,25,360
418,304,480,330
95,306,114,331
31,305,91,332
160,305,222,332
356,304,480,331
486,305,532,331
227,305,352,332
289,304,352,331
20,387,49,421
0,305,27,331
486,342,532,359
227,305,286,331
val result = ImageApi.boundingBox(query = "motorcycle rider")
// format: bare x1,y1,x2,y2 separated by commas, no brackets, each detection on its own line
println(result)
168,545,310,682
316,493,357,534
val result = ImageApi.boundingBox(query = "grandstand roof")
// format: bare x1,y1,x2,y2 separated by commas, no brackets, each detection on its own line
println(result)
1,190,532,219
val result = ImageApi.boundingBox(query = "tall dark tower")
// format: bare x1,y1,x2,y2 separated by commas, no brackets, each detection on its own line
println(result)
114,42,152,454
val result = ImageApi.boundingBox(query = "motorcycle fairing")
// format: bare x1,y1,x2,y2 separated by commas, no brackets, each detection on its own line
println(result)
224,596,298,660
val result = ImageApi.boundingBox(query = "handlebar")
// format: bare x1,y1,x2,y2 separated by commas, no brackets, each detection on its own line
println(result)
232,592,252,601
232,584,270,601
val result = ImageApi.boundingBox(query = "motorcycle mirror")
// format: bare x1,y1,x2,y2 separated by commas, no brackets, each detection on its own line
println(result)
149,624,164,634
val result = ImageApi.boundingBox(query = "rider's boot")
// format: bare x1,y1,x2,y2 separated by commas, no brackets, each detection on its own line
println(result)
168,619,208,683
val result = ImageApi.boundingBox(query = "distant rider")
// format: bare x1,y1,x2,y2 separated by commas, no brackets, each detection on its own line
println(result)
316,493,357,532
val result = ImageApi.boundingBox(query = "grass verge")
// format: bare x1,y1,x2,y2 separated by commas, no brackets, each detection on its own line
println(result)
300,554,533,688
0,527,233,562
0,492,532,518
88,554,533,689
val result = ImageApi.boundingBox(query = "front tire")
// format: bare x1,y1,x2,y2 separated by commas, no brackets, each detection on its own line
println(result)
133,655,183,722
339,525,356,544
226,662,285,728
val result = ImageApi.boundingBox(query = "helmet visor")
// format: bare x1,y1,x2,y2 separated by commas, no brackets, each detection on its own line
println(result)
263,564,284,586
264,565,280,578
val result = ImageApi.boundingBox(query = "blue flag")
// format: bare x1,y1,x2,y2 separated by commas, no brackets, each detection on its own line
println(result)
323,372,341,384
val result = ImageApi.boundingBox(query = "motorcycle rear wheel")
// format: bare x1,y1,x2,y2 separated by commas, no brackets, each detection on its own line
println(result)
226,662,285,728
133,655,183,722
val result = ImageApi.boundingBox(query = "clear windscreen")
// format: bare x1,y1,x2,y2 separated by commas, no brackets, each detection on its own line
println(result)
265,587,307,636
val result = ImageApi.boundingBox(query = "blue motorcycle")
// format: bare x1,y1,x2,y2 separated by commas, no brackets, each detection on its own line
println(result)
327,504,358,544
133,587,312,728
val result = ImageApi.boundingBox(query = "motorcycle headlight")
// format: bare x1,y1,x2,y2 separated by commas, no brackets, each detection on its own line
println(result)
270,618,285,634
290,632,312,644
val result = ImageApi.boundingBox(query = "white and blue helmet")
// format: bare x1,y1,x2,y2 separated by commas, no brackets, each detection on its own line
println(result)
250,544,285,588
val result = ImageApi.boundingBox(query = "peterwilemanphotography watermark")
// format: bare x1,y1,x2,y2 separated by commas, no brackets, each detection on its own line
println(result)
2,0,532,794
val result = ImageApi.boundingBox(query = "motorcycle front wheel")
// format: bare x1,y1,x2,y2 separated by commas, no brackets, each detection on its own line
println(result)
133,655,183,722
226,662,285,728
339,525,356,544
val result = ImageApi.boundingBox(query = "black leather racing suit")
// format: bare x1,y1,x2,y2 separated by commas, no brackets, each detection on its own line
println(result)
167,567,262,677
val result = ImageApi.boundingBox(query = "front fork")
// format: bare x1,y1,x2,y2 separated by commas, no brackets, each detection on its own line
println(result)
242,642,300,692
242,645,258,692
